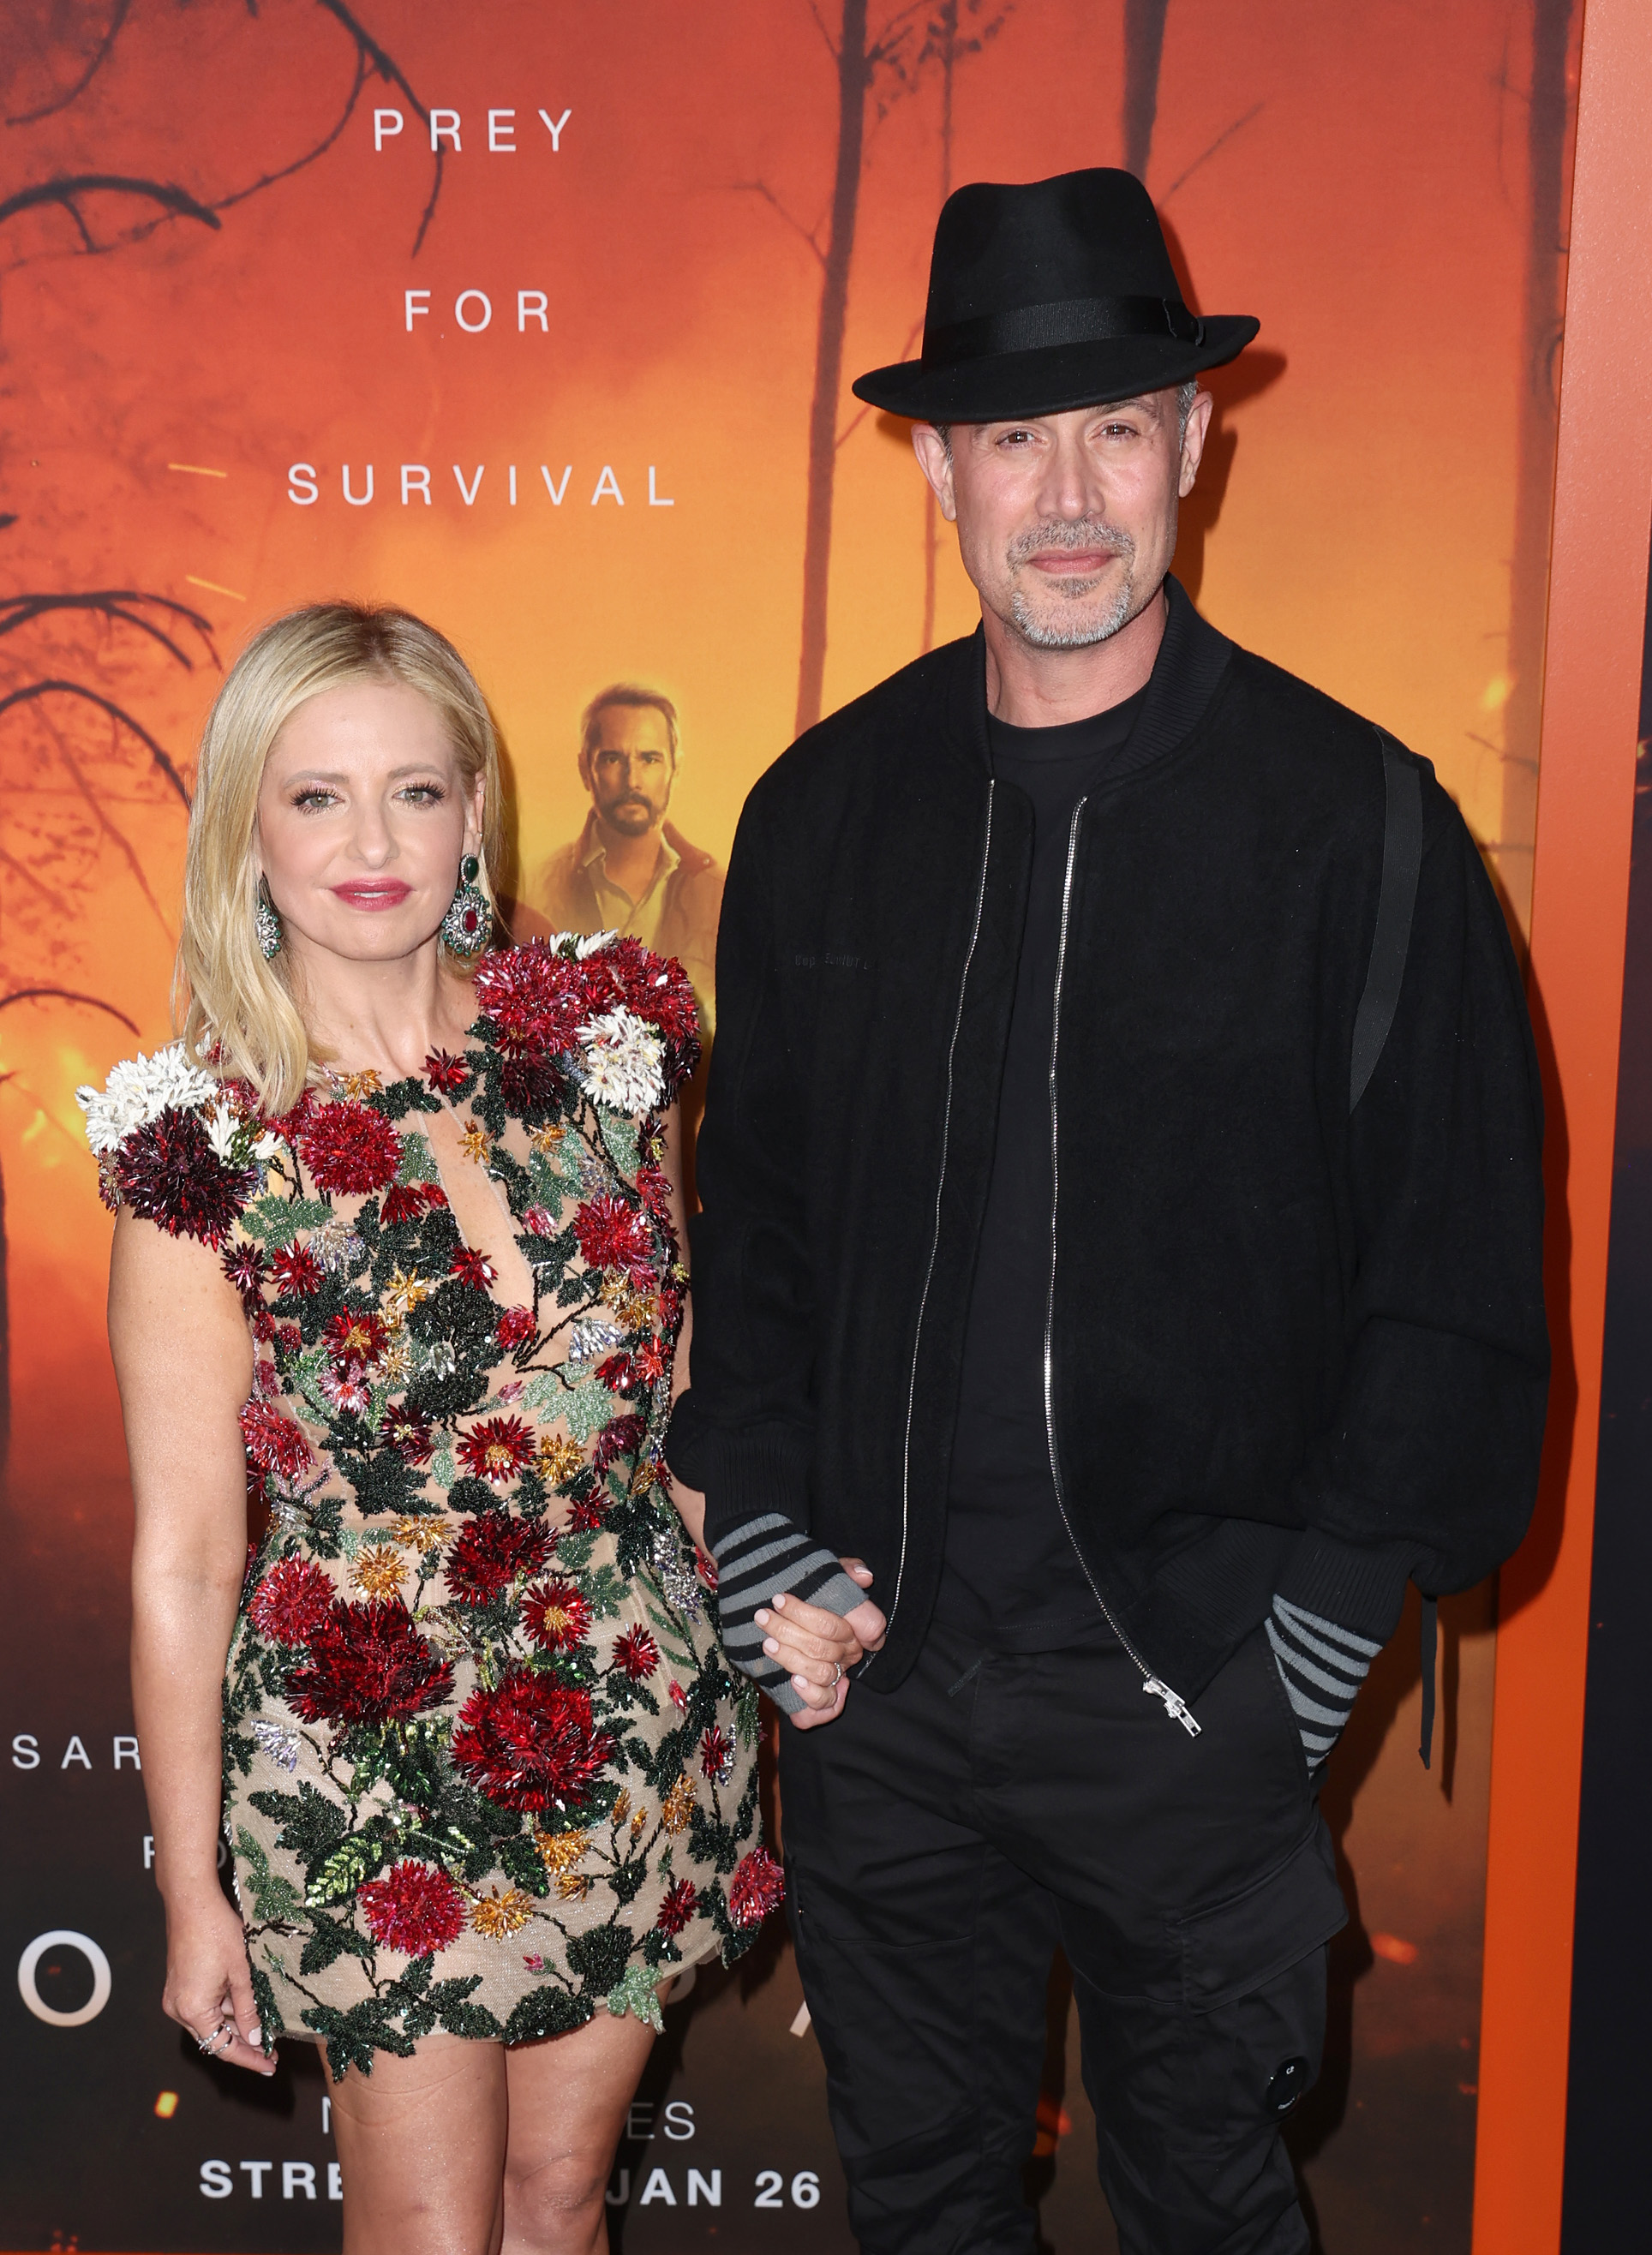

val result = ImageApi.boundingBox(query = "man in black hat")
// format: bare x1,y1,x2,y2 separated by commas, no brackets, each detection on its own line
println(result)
667,170,1547,2254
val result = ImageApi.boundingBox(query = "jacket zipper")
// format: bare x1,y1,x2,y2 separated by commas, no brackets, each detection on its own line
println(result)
879,781,998,1654
1044,799,1201,1738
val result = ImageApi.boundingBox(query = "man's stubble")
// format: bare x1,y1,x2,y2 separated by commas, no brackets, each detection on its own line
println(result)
1004,517,1142,651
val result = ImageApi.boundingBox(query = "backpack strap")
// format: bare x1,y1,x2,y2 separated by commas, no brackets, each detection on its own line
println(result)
1349,727,1423,1113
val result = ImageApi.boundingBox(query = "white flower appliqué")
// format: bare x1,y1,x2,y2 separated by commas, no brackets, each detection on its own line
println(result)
76,1041,220,1154
575,1007,665,1116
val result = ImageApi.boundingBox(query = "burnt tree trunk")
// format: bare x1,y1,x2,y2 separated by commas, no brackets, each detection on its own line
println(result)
1122,0,1171,179
1497,0,1575,935
795,0,873,739
921,2,959,656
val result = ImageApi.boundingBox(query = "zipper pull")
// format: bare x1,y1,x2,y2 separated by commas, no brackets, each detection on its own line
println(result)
1143,1678,1201,1737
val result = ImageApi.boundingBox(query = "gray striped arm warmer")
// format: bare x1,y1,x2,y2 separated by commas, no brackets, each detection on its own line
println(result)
711,1512,866,1717
1266,1594,1382,1770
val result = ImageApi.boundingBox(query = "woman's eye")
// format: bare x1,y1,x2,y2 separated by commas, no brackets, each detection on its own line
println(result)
399,784,446,805
291,788,338,810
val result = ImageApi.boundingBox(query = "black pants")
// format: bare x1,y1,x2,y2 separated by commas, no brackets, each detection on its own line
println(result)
779,1620,1347,2255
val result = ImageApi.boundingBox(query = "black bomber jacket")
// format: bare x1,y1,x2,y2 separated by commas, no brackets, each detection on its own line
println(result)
667,580,1549,1711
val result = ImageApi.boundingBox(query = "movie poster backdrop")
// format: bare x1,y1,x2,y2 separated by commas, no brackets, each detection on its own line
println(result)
0,3,1577,2248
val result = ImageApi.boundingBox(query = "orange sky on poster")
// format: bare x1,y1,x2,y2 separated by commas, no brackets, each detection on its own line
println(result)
2,0,1553,1388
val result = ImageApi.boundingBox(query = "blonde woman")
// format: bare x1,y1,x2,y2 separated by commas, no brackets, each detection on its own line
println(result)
81,604,784,2255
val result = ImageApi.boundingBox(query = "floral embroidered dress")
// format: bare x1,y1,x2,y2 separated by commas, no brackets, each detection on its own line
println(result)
80,936,779,2078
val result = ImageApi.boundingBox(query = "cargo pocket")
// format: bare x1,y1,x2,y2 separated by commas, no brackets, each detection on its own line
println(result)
1177,1818,1346,2012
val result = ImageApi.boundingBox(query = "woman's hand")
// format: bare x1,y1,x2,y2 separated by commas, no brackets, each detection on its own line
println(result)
163,1891,273,2077
757,1559,886,1726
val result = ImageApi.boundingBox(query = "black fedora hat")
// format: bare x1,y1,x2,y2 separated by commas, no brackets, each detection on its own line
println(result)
853,167,1257,424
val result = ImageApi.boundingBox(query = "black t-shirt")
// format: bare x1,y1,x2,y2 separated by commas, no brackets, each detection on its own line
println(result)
936,685,1147,1650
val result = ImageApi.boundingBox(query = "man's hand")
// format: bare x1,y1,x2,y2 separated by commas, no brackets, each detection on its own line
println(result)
756,1559,885,1726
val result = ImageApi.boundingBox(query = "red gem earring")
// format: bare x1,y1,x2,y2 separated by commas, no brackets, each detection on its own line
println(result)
440,854,490,959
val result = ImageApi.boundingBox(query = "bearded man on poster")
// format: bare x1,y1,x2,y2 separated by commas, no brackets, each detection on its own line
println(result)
667,170,1547,2255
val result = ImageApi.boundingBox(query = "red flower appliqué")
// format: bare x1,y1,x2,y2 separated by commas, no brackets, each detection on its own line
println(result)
608,934,700,1051
284,1599,453,1727
239,1401,314,1482
450,1667,616,1813
613,1626,660,1682
221,1242,267,1310
457,1415,536,1486
592,1414,645,1474
444,1514,555,1603
450,1246,497,1291
521,1578,593,1653
566,1491,608,1534
296,1099,402,1195
496,1306,536,1352
359,1860,467,1956
113,1108,254,1247
523,1204,555,1239
728,1847,786,1929
655,1879,698,1937
248,1557,334,1645
380,1182,434,1227
472,942,602,1056
500,1055,563,1116
386,1409,434,1466
573,1193,655,1285
271,1243,323,1299
324,1308,388,1373
699,1726,734,1785
424,1050,471,1095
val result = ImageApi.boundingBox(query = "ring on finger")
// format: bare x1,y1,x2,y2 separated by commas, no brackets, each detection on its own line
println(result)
830,1662,843,1686
197,2020,234,2056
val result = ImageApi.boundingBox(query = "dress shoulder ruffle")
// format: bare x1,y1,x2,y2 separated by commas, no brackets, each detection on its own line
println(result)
472,932,701,1119
75,1042,282,1247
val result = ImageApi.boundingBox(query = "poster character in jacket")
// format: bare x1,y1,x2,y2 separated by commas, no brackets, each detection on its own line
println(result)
530,685,725,1038
667,170,1549,2255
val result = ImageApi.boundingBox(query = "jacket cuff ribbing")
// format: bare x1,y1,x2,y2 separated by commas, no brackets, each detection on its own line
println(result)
664,1393,814,1555
1274,1528,1416,1646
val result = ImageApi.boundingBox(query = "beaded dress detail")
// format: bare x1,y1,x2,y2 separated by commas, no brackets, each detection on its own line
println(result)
81,936,778,2077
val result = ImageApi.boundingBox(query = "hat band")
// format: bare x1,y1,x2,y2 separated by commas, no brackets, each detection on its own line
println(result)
922,293,1205,367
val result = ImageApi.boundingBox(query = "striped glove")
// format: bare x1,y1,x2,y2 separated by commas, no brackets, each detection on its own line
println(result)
1266,1594,1382,1771
711,1513,867,1716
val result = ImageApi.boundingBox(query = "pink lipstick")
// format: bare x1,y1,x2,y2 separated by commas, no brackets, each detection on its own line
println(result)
332,881,412,910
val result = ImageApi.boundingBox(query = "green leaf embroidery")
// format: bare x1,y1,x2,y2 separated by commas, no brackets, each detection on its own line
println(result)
606,1962,665,2031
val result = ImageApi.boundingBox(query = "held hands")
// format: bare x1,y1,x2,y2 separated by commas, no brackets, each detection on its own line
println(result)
163,1890,274,2077
756,1559,886,1731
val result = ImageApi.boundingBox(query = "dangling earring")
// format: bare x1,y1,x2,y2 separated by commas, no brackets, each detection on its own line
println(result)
441,854,491,959
254,876,283,961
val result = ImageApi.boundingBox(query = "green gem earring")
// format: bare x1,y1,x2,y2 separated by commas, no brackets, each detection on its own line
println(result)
441,853,491,959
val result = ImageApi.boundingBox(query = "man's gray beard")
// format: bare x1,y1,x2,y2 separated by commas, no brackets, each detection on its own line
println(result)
1009,575,1134,649
1005,520,1137,649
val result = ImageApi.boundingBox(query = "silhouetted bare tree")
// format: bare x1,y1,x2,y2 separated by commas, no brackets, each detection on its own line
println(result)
2,0,445,260
744,2,1011,728
918,2,1011,655
0,0,446,1464
1122,0,1171,179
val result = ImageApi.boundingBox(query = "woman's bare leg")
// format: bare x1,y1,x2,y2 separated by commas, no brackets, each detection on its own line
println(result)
326,2036,508,2255
501,2007,659,2255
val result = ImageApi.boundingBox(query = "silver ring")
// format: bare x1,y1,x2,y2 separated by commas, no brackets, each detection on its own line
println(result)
831,1662,843,1687
197,2020,234,2056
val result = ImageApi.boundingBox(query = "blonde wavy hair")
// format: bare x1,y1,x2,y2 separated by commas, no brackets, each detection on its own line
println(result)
176,602,505,1116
